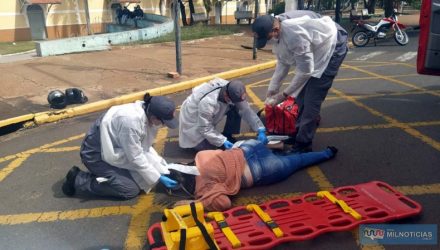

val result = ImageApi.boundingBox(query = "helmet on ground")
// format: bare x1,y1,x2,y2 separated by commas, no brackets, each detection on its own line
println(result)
65,88,88,104
47,90,67,109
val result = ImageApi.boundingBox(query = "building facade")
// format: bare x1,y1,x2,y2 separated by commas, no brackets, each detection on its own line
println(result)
0,0,266,42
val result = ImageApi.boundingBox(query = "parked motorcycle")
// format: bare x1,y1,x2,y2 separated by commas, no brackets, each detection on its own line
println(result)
351,11,409,47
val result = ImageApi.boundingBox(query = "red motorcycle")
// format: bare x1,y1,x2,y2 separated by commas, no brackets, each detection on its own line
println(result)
352,11,409,47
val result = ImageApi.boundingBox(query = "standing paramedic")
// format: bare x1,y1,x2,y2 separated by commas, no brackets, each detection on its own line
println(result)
61,93,179,199
252,11,348,153
179,78,268,151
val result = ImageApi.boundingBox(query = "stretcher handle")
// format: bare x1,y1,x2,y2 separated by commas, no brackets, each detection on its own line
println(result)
317,191,362,220
246,204,284,238
207,212,241,248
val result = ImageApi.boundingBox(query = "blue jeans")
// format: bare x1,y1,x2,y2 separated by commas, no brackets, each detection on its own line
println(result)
239,139,333,186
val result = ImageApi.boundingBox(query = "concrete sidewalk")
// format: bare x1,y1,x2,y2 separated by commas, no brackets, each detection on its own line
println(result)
0,31,274,123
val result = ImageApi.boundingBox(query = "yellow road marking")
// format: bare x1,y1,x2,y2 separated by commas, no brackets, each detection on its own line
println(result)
343,64,440,97
163,120,440,143
246,85,265,109
40,146,80,153
0,206,134,225
0,154,30,182
0,134,85,182
306,166,334,190
0,183,437,226
253,73,423,89
397,183,440,195
332,88,440,152
344,60,415,68
326,89,440,101
125,194,162,250
0,134,84,164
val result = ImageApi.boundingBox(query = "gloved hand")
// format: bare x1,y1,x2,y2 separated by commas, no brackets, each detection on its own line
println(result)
265,92,286,106
159,175,178,189
257,127,268,144
223,140,234,150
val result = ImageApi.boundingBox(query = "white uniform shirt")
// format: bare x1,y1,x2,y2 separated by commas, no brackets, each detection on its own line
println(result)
179,78,264,148
99,101,169,192
269,15,337,97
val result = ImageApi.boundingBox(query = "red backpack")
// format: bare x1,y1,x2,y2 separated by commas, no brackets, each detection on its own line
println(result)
263,96,299,136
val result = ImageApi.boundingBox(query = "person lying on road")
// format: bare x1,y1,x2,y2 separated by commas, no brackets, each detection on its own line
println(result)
165,139,338,211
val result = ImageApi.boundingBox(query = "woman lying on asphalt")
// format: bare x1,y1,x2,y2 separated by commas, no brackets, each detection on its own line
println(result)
165,139,338,211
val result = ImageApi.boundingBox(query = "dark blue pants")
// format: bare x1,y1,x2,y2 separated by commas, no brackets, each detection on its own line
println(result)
239,140,333,186
74,114,140,199
295,28,348,146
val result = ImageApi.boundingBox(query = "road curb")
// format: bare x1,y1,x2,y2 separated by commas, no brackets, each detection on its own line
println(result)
0,60,276,134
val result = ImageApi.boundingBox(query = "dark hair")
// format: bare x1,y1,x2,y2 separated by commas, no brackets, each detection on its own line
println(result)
165,169,196,198
143,92,152,116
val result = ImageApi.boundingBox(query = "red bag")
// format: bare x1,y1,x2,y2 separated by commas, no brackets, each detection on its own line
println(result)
264,96,299,135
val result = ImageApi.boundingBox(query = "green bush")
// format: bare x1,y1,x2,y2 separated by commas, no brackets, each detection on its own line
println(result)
268,2,285,15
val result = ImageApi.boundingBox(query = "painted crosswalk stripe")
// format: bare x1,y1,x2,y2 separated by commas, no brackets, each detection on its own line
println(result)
354,51,386,61
395,52,417,62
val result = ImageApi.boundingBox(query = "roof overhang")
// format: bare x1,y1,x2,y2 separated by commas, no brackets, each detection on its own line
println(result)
26,0,62,4
113,0,141,3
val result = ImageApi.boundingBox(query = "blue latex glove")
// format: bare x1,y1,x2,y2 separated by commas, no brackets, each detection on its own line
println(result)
257,127,268,144
223,140,234,149
159,175,178,189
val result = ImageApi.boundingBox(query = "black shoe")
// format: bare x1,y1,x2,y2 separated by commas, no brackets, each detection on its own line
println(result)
327,146,338,158
62,166,80,196
291,142,313,153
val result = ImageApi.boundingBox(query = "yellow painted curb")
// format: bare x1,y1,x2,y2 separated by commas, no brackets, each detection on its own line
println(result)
1,60,276,129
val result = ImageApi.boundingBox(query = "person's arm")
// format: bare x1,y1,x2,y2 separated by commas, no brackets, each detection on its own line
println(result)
118,121,161,185
235,101,265,132
267,61,290,97
283,40,314,98
197,97,226,147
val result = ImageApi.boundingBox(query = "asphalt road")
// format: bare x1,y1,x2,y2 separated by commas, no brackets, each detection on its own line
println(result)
1,30,439,250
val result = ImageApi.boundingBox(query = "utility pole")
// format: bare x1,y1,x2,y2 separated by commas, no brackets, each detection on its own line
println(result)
252,0,259,60
83,0,92,35
173,0,182,74
335,0,341,23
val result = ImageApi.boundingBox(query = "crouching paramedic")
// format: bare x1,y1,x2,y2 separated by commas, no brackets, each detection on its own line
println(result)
61,93,179,199
179,78,268,151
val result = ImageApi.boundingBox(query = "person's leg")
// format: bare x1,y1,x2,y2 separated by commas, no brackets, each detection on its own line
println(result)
74,160,140,200
223,106,241,141
294,46,347,151
255,147,336,186
294,75,334,151
279,148,335,173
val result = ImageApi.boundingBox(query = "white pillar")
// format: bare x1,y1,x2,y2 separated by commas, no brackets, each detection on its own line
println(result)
284,0,298,12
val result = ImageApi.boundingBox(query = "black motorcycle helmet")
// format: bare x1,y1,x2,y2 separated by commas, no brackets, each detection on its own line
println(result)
47,90,67,109
65,88,88,104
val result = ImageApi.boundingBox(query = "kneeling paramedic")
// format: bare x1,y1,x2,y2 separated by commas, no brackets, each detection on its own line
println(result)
252,11,348,153
61,93,180,199
179,78,268,151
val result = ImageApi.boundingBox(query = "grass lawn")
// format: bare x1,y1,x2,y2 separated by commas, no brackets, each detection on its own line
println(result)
130,24,245,45
0,41,35,55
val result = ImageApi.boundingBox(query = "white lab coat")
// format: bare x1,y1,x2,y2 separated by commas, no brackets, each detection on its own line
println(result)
179,78,264,148
269,15,337,97
100,101,169,192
